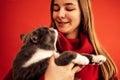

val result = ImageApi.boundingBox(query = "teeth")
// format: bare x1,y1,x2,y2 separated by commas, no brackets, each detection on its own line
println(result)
59,22,68,24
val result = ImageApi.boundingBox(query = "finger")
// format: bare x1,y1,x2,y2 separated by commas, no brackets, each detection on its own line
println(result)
66,62,75,70
72,66,81,74
49,55,56,66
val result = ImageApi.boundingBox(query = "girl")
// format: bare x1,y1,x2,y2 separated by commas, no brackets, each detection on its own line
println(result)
44,0,118,80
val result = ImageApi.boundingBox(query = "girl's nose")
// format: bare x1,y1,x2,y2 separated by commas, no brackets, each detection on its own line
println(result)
58,8,66,18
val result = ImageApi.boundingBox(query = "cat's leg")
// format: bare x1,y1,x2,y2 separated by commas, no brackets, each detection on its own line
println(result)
72,53,89,65
91,55,106,64
82,54,106,65
55,51,89,66
55,51,76,65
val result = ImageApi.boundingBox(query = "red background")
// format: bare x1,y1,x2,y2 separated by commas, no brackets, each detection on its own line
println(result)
0,0,120,79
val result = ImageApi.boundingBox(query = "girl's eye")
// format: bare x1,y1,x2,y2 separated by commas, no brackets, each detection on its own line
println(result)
66,8,75,11
53,5,60,11
65,5,76,11
53,4,76,12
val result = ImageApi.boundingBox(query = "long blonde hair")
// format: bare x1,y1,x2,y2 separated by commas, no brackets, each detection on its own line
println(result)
50,0,118,79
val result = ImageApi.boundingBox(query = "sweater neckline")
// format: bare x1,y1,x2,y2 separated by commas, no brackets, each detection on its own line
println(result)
67,39,81,50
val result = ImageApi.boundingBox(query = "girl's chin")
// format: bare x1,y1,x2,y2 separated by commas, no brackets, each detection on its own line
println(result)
57,25,70,33
58,29,68,34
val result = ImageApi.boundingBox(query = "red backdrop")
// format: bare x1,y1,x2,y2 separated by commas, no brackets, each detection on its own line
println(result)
0,0,120,79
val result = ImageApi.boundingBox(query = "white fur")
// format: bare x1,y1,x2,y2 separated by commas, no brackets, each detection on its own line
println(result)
22,49,55,67
92,55,106,64
72,54,89,65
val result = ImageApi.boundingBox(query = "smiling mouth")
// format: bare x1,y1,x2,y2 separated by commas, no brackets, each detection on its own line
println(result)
58,22,69,24
57,22,70,26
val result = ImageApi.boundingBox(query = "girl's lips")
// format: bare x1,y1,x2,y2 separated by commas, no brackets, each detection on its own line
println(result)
58,22,69,27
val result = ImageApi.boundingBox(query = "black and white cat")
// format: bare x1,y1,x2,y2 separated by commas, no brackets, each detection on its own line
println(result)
12,26,106,80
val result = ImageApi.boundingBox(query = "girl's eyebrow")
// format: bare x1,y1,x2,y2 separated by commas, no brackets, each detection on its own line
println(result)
64,3,75,6
53,3,75,6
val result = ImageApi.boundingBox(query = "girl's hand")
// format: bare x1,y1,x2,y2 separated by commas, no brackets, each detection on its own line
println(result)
44,55,83,80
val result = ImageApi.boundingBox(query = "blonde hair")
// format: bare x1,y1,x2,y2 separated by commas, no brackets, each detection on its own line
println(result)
50,0,118,79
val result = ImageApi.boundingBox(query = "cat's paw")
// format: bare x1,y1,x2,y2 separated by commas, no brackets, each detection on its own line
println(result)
92,55,106,64
72,54,89,65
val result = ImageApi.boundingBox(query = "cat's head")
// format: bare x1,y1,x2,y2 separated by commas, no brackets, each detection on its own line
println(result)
20,26,58,51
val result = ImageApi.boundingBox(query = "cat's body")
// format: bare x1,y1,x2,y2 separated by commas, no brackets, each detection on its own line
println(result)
13,27,58,80
12,27,106,80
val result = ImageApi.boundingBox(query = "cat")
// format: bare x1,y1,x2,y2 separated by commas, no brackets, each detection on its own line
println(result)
12,26,106,80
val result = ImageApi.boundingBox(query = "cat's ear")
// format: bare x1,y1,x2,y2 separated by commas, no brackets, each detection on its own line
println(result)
20,34,25,41
30,32,39,43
